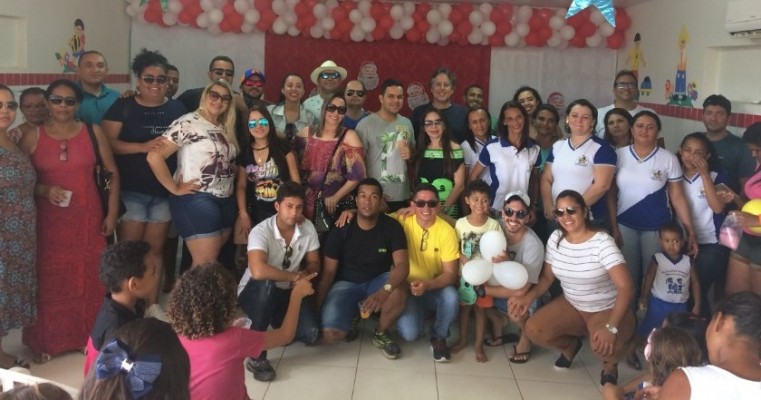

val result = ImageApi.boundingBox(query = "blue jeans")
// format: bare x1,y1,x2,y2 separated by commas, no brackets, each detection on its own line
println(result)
322,272,390,332
694,243,730,318
238,278,320,359
396,285,459,341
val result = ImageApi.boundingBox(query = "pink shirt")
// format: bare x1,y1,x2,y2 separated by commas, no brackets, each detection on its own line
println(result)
744,169,761,199
179,327,266,400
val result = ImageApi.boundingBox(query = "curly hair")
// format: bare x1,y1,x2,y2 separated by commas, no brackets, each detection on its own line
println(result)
131,48,168,77
167,263,237,339
99,240,150,293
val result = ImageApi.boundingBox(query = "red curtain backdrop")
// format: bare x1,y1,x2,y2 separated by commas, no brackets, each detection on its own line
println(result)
264,33,491,118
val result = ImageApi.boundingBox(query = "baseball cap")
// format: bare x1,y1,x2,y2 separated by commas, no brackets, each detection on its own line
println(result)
241,68,265,84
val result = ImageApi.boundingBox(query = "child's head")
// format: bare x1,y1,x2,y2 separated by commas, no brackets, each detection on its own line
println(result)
0,383,73,400
463,179,491,216
99,241,157,298
658,222,684,257
742,122,761,164
644,326,703,386
678,132,720,172
167,262,237,339
80,318,190,400
664,312,709,363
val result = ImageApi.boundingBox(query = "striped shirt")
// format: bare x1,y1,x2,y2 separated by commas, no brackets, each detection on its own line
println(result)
546,230,625,312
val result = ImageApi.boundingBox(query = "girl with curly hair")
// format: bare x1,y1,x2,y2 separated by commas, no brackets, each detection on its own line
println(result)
167,262,315,400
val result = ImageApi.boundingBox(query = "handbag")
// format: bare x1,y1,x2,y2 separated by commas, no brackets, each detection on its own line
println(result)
85,123,126,218
313,127,355,233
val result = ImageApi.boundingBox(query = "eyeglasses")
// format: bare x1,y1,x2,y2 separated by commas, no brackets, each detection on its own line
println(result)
320,71,341,80
59,139,68,162
0,101,18,111
140,74,168,85
345,90,365,97
414,199,439,208
615,82,636,89
248,118,269,129
325,104,347,115
420,229,429,251
285,122,297,141
211,68,235,77
243,80,264,88
48,96,78,106
282,245,294,269
207,90,232,103
553,207,579,217
424,119,442,127
504,208,529,219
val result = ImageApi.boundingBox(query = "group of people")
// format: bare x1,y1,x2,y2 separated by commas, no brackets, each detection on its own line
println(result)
1,46,760,400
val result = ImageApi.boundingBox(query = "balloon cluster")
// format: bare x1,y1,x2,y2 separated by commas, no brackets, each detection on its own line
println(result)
461,231,529,290
125,0,631,49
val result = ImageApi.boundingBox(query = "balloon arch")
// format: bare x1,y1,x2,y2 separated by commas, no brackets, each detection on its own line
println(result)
125,0,631,49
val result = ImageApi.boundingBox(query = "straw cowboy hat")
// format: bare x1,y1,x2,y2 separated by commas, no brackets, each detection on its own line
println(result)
310,60,347,85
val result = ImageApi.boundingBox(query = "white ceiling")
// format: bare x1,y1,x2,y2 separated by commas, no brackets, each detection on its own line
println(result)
392,0,652,8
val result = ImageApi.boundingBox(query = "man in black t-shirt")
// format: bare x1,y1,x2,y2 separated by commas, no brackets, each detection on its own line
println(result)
316,178,409,359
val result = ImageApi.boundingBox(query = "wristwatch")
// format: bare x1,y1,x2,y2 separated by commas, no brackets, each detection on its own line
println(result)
383,283,393,293
605,323,618,335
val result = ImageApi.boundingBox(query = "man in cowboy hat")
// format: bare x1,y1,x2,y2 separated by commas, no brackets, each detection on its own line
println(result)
304,60,347,118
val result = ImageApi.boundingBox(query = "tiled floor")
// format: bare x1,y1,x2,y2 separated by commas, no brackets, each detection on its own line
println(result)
5,316,641,399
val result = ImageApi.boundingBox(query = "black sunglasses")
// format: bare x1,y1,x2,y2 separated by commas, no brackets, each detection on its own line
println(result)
320,71,341,80
553,207,579,217
504,208,528,219
48,95,78,106
420,229,429,251
325,104,347,115
345,90,365,97
140,74,168,85
0,101,18,110
414,199,439,208
211,68,235,77
282,245,294,269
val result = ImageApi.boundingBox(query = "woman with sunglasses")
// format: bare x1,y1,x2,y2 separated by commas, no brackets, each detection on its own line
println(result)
100,49,186,305
416,108,465,218
512,190,635,385
236,103,300,238
295,93,366,226
0,85,35,369
8,87,47,144
469,101,541,216
268,73,316,144
147,80,238,267
603,108,633,149
18,79,119,361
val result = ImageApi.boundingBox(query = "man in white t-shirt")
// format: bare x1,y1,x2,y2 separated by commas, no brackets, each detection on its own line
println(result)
596,70,662,147
237,182,320,382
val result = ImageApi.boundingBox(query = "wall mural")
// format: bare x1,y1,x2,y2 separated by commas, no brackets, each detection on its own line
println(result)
54,19,86,73
667,25,694,107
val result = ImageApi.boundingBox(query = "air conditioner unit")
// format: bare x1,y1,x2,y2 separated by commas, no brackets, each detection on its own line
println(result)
726,0,761,38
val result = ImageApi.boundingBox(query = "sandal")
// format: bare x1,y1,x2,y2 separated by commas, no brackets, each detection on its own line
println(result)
484,333,520,347
0,356,30,370
509,345,532,364
626,352,642,371
554,337,583,369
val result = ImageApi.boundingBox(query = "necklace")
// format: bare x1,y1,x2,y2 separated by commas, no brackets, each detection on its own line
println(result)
253,146,268,164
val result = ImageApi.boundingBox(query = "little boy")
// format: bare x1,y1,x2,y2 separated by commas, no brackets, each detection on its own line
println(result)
83,240,159,375
451,180,503,362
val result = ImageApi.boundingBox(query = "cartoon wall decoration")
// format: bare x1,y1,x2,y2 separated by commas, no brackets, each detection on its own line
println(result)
406,81,430,112
687,81,699,101
665,79,673,101
54,19,85,73
640,76,652,97
358,60,379,91
547,92,566,115
625,32,646,79
667,25,693,107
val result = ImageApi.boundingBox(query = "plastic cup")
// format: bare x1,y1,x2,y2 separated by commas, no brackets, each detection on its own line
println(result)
358,302,370,319
59,190,72,207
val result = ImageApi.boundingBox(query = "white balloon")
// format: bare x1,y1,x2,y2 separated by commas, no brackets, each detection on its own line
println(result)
590,9,605,26
136,10,147,24
437,37,449,46
244,9,260,24
349,9,363,24
241,22,254,33
586,32,603,47
358,0,371,16
283,11,297,26
271,0,287,15
598,22,615,37
479,3,493,16
208,8,223,24
162,12,178,26
437,20,453,37
469,10,484,26
390,5,405,21
493,261,529,290
547,33,562,47
313,4,328,19
549,15,565,31
321,17,335,31
272,18,288,34
326,0,338,9
427,10,442,25
350,26,365,42
365,32,374,42
426,28,440,44
196,13,210,28
556,8,568,17
402,2,415,15
390,24,404,39
504,31,520,46
462,259,494,286
288,25,300,36
479,231,507,261
233,0,249,14
517,5,533,22
559,39,569,48
200,0,214,12
480,21,496,37
285,0,299,7
310,25,323,38
360,17,376,33
208,24,222,35
488,274,500,286
125,4,137,17
168,0,184,14
438,3,452,17
400,16,414,30
468,30,484,45
559,25,575,40
515,22,530,37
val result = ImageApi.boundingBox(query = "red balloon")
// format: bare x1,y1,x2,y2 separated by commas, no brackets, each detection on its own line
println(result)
607,32,624,49
303,14,316,27
539,26,553,41
222,2,235,14
405,29,421,43
294,3,309,16
488,34,503,46
255,20,269,31
379,16,394,30
254,0,270,12
450,31,462,43
566,14,585,28
456,21,472,36
179,0,192,5
337,19,352,34
496,21,512,35
525,32,540,47
458,36,469,46
144,9,159,23
186,3,202,16
178,12,193,25
417,2,431,14
570,35,586,48
459,3,473,15
498,4,513,20
372,27,386,41
415,19,429,34
219,19,232,32
449,8,464,24
261,9,277,25
616,13,632,31
537,8,553,21
341,1,355,11
331,6,346,21
528,15,544,30
229,13,243,27
305,0,317,8
296,19,308,31
579,22,596,37
370,3,384,20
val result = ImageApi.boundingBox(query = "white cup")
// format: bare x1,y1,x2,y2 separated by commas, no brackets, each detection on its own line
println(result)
59,190,73,207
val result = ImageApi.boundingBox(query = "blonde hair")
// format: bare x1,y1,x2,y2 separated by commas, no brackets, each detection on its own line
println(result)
198,80,238,151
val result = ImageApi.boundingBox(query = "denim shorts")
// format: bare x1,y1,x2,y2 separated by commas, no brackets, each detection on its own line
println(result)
732,231,761,270
120,190,171,223
169,192,236,240
321,272,390,332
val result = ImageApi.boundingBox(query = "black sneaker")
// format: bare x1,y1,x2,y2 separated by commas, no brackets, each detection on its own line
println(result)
372,331,401,359
246,357,276,382
344,316,360,342
430,338,451,363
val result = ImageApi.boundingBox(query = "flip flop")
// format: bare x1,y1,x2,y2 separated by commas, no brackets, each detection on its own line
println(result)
509,345,532,364
484,333,520,347
554,338,583,369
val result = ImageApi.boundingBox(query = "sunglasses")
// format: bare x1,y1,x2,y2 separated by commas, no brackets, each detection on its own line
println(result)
140,74,168,85
615,82,636,89
345,90,365,97
48,95,78,106
420,229,429,251
320,71,341,80
424,119,443,127
243,80,264,88
285,122,297,140
282,245,294,269
248,118,269,129
414,199,439,208
504,208,529,219
553,207,579,217
59,139,68,162
325,104,347,115
211,68,235,77
0,101,18,111
207,90,232,103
